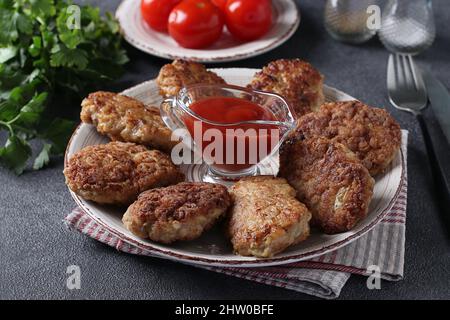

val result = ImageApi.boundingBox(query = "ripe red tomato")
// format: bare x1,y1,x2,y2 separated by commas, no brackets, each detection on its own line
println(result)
141,0,181,32
168,0,224,49
211,0,227,11
225,0,273,41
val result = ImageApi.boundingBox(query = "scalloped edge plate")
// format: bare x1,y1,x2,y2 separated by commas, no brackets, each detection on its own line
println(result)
65,68,405,267
115,0,300,63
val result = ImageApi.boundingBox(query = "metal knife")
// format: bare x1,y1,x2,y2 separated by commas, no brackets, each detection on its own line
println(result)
423,71,450,145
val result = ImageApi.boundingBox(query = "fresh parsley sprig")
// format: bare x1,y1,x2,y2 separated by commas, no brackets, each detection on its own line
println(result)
0,0,128,174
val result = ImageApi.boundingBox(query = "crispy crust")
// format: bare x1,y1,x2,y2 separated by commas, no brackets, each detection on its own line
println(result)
295,101,402,175
64,142,184,205
248,59,324,118
227,176,312,258
80,91,177,153
156,60,226,97
122,182,232,243
279,136,374,234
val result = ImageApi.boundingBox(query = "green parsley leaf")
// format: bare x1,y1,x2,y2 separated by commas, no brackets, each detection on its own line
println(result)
16,92,48,125
50,44,88,69
16,13,33,35
56,6,83,49
0,0,15,9
0,46,17,63
0,135,32,175
0,10,19,45
29,0,56,17
33,142,51,170
0,99,20,122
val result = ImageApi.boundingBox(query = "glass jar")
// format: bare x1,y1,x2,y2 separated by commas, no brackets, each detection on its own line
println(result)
378,0,435,55
324,0,378,44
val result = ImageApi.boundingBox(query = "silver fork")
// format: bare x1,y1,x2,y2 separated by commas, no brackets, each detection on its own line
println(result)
388,53,450,227
387,54,427,115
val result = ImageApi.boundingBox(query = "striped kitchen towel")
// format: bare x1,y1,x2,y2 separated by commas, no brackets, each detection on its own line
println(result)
65,131,408,299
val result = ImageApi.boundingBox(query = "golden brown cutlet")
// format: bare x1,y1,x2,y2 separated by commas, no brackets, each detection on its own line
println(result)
156,59,226,97
295,100,402,176
227,176,311,258
248,59,325,118
122,182,232,243
80,91,177,153
64,142,184,205
279,136,374,234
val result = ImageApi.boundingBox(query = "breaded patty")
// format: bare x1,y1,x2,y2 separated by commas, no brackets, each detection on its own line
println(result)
64,142,184,205
227,176,312,258
295,101,401,175
248,59,324,117
279,136,374,234
122,182,232,243
80,91,177,153
157,60,226,97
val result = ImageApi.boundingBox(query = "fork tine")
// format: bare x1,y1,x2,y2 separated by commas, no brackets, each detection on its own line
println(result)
395,54,406,90
401,54,415,90
407,55,427,93
387,54,396,91
407,55,419,91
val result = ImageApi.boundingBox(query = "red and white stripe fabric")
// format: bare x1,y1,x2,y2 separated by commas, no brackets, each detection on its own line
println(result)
65,131,408,299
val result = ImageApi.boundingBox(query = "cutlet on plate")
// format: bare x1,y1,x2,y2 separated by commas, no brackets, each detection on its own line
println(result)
64,142,184,205
157,59,226,97
227,176,312,258
248,59,325,118
81,91,177,153
122,182,232,244
279,136,374,234
295,100,402,176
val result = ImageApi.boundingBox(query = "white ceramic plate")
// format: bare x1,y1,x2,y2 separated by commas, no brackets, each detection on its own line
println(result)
65,68,405,267
115,0,300,63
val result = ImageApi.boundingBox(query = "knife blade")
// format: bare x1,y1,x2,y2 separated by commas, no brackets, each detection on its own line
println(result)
423,71,450,145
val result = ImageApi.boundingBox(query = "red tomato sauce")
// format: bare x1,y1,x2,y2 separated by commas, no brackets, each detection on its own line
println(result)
183,96,280,172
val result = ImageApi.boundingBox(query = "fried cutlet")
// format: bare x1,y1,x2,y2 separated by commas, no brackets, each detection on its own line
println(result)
227,176,311,258
80,91,176,153
156,59,226,97
122,182,232,243
295,101,401,175
279,136,374,234
248,59,325,118
64,142,184,205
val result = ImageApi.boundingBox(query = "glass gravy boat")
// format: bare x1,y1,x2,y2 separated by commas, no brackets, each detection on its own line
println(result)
160,84,296,184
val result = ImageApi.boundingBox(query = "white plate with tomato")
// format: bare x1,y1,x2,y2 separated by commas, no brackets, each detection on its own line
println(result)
116,0,300,63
